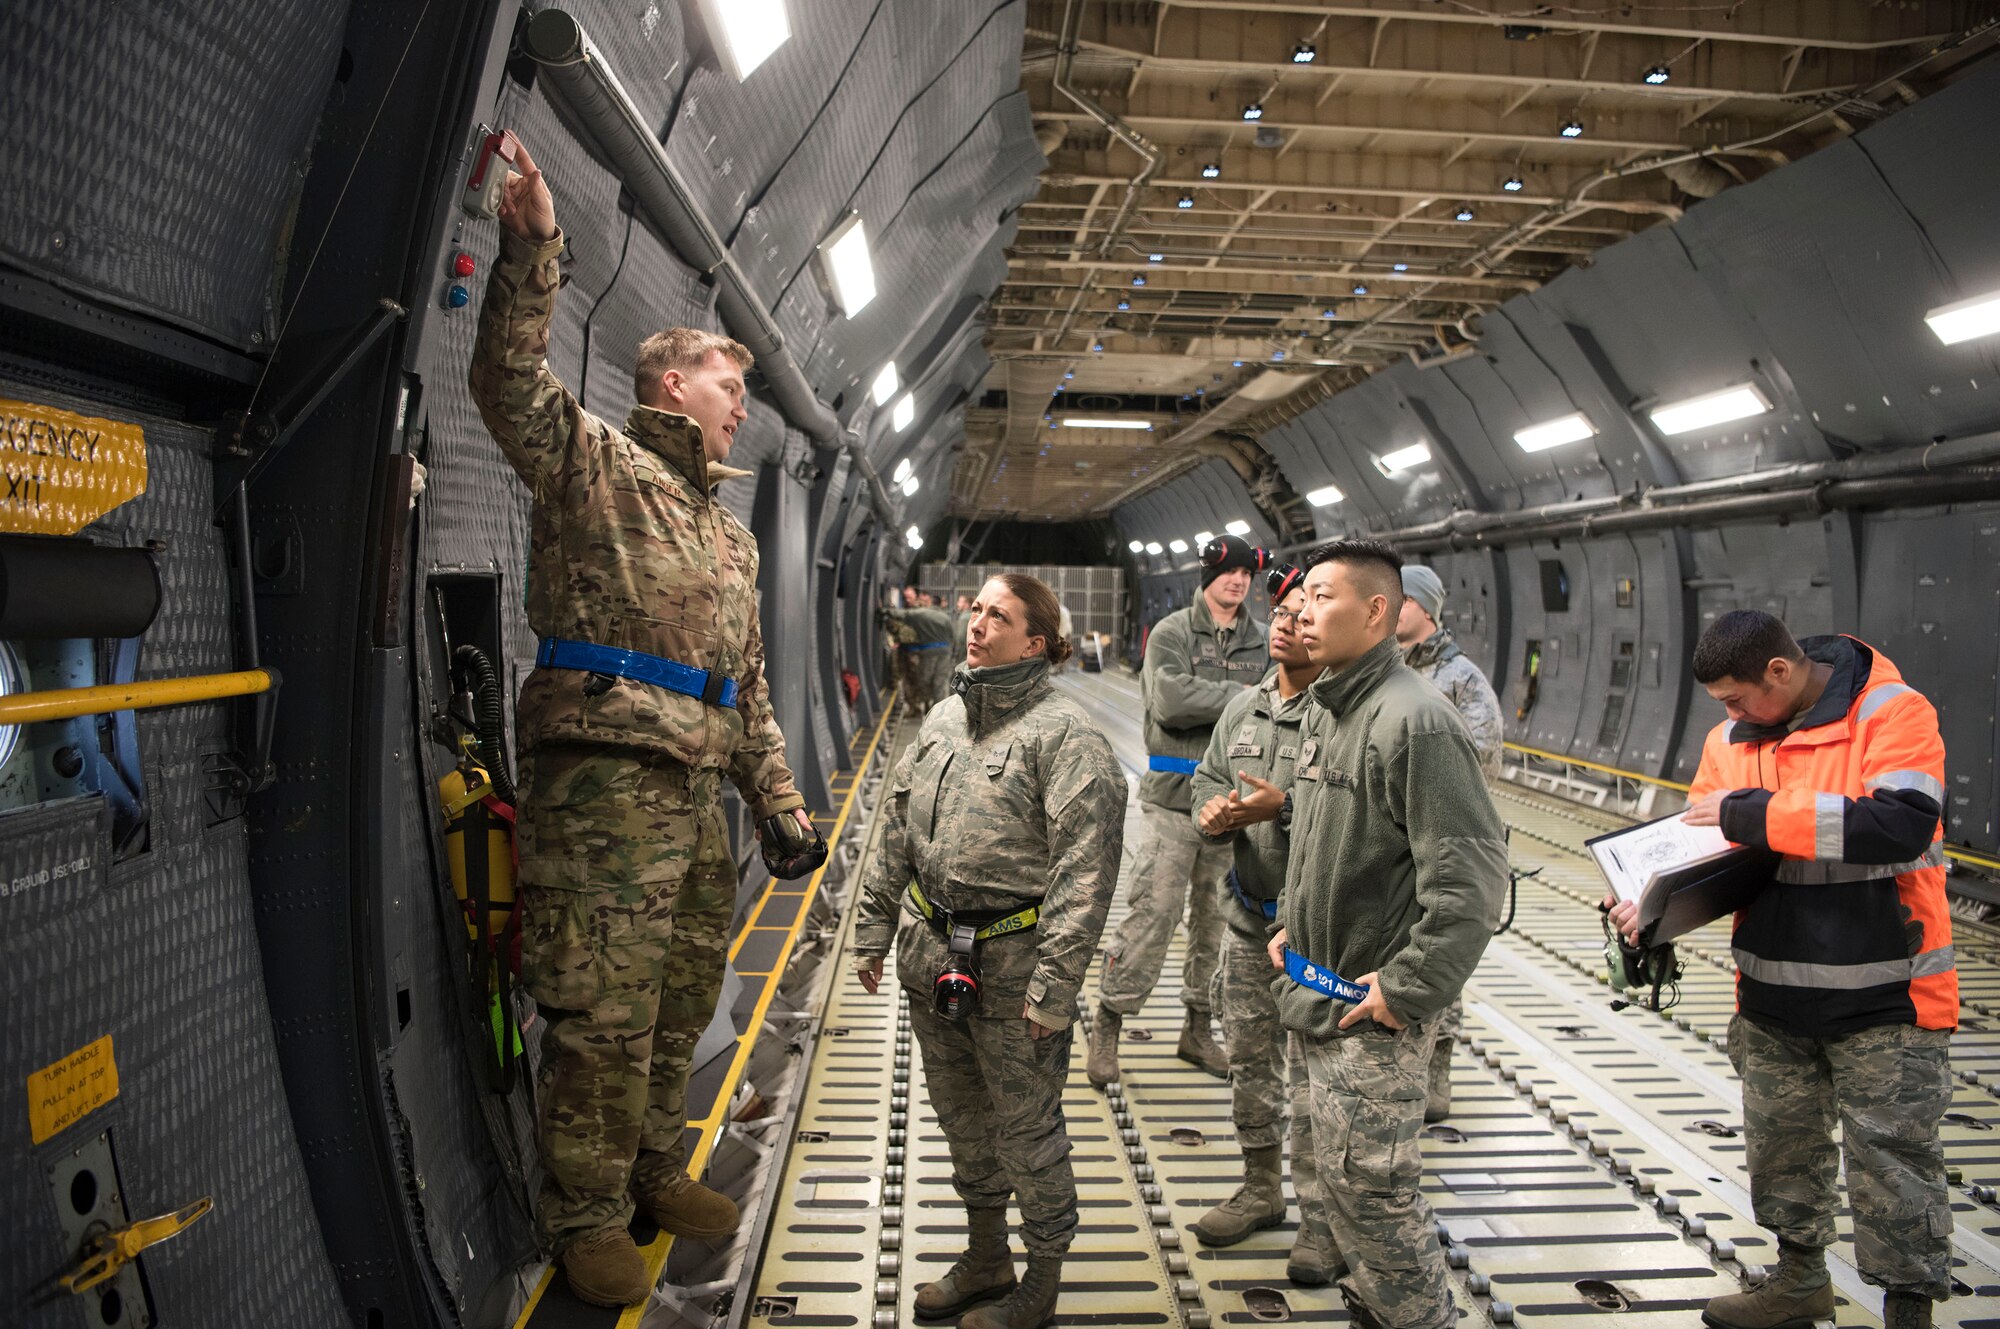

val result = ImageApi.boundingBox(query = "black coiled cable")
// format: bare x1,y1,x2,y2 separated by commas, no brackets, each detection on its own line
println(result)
453,645,516,806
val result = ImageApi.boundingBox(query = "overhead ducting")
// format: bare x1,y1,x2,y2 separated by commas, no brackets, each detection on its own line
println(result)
521,9,898,526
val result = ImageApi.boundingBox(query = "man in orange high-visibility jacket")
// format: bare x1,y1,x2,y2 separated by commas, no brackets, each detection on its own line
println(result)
1611,609,1952,1329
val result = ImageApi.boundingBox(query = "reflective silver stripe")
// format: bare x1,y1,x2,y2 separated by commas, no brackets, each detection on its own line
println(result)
1773,842,1946,883
1865,768,1945,803
1814,791,1845,861
1733,944,1955,989
1856,682,1913,723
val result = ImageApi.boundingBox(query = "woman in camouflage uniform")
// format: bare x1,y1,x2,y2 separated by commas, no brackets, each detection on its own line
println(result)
854,574,1128,1329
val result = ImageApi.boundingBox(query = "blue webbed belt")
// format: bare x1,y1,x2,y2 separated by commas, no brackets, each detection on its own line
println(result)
1283,948,1369,1004
905,642,951,651
1148,755,1199,774
1227,867,1278,921
536,637,739,708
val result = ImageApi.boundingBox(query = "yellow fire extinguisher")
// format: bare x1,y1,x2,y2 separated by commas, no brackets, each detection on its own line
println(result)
439,754,522,1092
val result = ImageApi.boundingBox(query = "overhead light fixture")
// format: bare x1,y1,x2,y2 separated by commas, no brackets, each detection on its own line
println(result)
1092,341,1105,352
696,0,791,82
1643,64,1671,85
1201,162,1221,179
1176,193,1194,210
892,457,913,484
1149,253,1164,263
902,476,920,496
1128,539,1145,553
1064,370,1075,380
1375,442,1432,474
1925,287,2000,345
1352,283,1368,296
1232,360,1244,367
1321,308,1337,320
1132,275,1146,286
1503,175,1524,192
1271,349,1286,360
1194,529,1215,545
1168,539,1189,554
1145,541,1164,555
1117,299,1131,310
1392,262,1409,272
1455,205,1475,221
871,361,899,406
818,212,876,317
1559,118,1584,138
1306,484,1344,507
1242,102,1263,121
1224,519,1251,536
1513,411,1597,453
1292,40,1316,63
1648,383,1773,435
892,393,915,432
1062,417,1154,430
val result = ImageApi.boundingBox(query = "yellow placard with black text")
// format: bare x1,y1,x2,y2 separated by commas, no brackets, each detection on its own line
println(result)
0,399,148,534
28,1035,120,1144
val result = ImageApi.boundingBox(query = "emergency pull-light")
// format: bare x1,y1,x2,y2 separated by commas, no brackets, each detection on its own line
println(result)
461,128,522,221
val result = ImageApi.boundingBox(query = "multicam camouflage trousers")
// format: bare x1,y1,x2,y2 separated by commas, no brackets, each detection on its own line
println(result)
1728,1013,1954,1298
1295,1019,1453,1329
1099,801,1231,1016
516,744,736,1250
908,1000,1080,1257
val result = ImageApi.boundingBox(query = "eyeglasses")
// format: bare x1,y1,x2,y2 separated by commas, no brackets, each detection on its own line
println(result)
1271,608,1302,626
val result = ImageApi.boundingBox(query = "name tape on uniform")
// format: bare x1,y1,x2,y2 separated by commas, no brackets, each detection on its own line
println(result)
0,399,148,535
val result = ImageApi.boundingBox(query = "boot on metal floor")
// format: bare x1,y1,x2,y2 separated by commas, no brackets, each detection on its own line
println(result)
1701,1243,1835,1329
1287,1222,1343,1287
1883,1290,1934,1329
558,1224,650,1308
960,1253,1062,1329
1086,1005,1122,1088
1193,1143,1286,1246
913,1205,1016,1320
631,1161,739,1243
1176,1008,1229,1078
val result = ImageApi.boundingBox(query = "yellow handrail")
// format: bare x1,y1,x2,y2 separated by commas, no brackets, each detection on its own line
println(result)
0,669,276,726
1503,741,2000,874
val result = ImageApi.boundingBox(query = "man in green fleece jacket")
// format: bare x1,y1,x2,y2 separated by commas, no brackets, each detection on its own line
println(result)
1253,537,1507,1329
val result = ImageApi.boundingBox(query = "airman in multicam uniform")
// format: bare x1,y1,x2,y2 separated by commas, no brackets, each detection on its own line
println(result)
883,599,958,715
1395,563,1505,1123
855,574,1128,1329
469,141,820,1308
1187,565,1337,1285
1089,534,1268,1087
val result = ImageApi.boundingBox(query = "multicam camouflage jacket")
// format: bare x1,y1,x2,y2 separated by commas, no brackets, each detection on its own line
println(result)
854,657,1128,1025
467,227,802,819
883,605,957,648
1190,667,1317,940
1404,626,1503,776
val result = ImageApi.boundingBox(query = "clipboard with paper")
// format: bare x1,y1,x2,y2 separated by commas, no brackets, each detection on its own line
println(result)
1585,811,1777,947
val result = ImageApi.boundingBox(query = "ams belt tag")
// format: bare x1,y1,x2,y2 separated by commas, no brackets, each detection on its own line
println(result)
1284,949,1369,1004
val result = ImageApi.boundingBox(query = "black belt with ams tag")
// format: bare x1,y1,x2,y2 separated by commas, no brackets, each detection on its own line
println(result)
906,879,1040,941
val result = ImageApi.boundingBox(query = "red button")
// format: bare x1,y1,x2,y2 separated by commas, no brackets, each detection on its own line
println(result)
452,252,476,277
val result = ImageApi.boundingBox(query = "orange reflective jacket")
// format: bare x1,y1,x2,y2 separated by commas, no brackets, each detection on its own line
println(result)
1690,635,1953,1036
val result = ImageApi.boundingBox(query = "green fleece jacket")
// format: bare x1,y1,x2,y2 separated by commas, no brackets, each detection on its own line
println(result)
1140,597,1267,810
1276,635,1508,1040
1190,668,1316,940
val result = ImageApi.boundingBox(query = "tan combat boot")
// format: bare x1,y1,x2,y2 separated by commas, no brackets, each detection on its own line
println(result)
1287,1223,1342,1286
914,1205,1016,1320
960,1253,1062,1329
1177,1009,1229,1078
631,1161,739,1243
559,1224,650,1308
1086,1005,1122,1088
1425,1037,1454,1122
1883,1291,1934,1329
1193,1144,1287,1246
1701,1244,1835,1329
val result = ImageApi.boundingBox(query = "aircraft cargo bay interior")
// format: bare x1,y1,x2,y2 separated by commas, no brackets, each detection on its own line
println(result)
3,3,2000,1329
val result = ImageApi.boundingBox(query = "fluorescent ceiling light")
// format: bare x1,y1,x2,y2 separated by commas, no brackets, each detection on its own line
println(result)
901,476,920,496
1375,443,1432,474
1168,539,1189,554
892,393,915,432
1145,542,1164,555
1194,529,1214,546
1062,417,1153,430
871,361,899,406
1513,412,1596,453
1647,383,1771,436
819,213,876,317
1128,539,1145,553
698,0,790,81
1925,288,2000,345
891,457,913,484
1224,519,1251,536
1306,484,1344,506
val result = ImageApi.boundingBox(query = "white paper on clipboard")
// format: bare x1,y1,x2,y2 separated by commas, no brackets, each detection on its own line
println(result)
1587,812,1734,906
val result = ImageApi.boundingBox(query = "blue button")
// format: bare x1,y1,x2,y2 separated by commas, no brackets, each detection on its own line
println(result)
446,284,471,308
